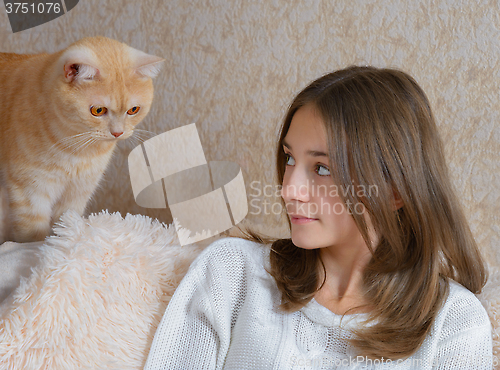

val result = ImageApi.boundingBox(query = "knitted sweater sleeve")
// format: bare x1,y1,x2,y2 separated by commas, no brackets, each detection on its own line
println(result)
144,238,251,370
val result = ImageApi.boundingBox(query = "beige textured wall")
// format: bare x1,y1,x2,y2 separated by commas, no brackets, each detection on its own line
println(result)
1,1,499,265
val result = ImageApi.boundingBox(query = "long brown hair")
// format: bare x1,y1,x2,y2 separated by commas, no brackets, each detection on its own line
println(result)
257,66,487,359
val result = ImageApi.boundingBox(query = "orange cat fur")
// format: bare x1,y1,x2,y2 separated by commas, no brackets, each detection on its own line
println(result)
0,37,164,243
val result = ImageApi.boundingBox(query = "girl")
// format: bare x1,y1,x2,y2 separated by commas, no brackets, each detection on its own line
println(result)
145,66,492,369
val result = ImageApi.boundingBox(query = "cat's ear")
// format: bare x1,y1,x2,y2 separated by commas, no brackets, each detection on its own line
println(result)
60,47,100,83
129,47,164,79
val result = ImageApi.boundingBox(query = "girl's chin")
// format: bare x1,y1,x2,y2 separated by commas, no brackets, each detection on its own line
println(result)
290,234,323,250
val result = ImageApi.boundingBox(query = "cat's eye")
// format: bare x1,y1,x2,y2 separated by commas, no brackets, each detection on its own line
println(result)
127,106,140,115
90,106,107,117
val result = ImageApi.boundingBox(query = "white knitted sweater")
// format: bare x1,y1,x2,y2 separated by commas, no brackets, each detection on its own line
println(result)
145,237,492,369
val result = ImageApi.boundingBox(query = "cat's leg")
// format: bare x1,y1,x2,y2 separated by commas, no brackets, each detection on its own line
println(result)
0,186,8,244
51,172,104,224
8,179,63,243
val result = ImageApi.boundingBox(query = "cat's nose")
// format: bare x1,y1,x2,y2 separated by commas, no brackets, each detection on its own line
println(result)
111,131,123,138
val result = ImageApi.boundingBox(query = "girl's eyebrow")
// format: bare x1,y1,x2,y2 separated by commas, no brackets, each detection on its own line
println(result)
282,140,329,158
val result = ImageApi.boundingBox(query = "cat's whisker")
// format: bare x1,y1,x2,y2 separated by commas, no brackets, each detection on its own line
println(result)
49,132,93,152
63,137,91,153
61,134,88,146
132,129,156,140
71,137,96,155
133,128,156,136
130,129,157,145
62,132,90,140
129,135,147,146
127,136,142,148
56,132,90,145
130,133,146,141
124,131,151,148
57,139,85,153
63,135,93,155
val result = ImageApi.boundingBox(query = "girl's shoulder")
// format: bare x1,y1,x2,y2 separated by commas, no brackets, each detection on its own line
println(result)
189,236,271,276
445,280,489,315
203,236,266,252
436,279,491,335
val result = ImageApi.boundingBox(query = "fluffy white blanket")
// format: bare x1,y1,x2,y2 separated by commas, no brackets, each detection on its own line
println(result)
0,210,204,369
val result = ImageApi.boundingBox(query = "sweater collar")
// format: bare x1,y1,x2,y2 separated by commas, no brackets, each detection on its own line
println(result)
299,298,370,328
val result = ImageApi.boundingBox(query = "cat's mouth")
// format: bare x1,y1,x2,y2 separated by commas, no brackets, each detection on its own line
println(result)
91,131,130,141
99,137,126,143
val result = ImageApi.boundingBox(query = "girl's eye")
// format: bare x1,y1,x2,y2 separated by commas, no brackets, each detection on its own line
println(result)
284,153,295,166
90,106,107,116
316,164,330,176
127,106,141,115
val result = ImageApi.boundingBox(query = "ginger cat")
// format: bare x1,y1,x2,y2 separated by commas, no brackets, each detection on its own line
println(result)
0,37,164,243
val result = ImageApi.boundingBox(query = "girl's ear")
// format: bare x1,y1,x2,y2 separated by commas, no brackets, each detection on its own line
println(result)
392,189,404,211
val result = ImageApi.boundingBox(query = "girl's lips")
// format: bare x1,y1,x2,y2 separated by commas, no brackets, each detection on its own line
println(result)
290,216,318,224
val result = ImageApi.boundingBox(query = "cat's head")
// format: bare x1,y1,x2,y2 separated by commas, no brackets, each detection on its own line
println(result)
52,37,164,142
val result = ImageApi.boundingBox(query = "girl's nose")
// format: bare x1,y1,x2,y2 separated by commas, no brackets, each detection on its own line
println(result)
281,168,310,203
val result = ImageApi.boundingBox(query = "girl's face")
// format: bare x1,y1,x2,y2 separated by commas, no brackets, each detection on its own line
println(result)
281,104,369,252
